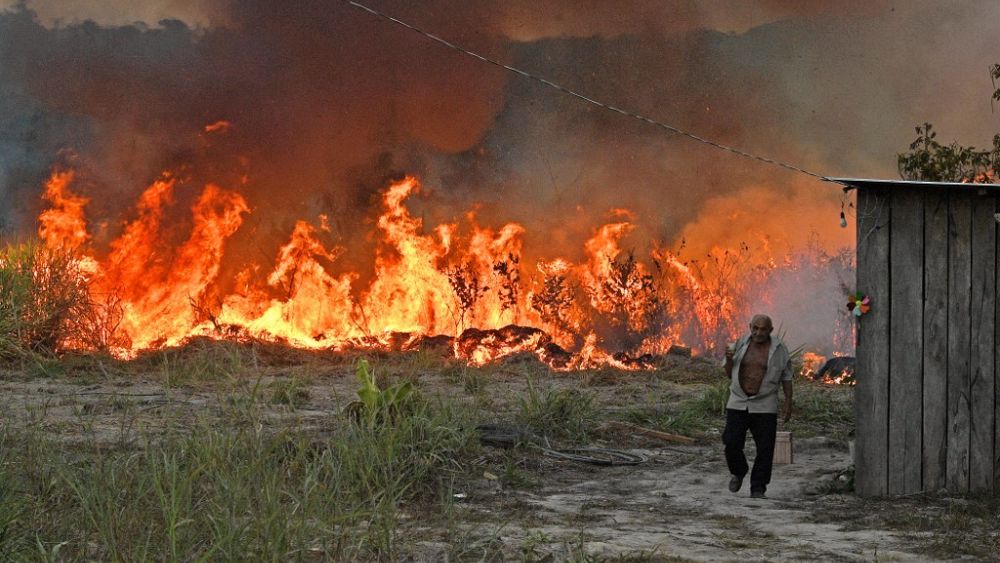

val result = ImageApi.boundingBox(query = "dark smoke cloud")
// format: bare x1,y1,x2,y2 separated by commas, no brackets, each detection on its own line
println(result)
0,0,998,348
0,1,511,258
495,0,891,40
411,0,998,261
3,0,892,38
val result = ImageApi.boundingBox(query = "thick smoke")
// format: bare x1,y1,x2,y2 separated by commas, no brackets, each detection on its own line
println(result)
0,0,998,352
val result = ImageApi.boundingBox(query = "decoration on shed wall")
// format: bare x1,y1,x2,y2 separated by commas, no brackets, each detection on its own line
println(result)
847,292,870,317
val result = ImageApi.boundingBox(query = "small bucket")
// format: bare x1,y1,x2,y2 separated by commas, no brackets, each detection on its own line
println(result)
773,431,793,464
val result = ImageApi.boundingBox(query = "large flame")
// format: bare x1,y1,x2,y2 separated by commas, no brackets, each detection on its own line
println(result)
28,167,851,367
39,170,90,251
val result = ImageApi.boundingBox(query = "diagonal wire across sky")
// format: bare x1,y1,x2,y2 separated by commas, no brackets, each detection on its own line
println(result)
341,0,840,186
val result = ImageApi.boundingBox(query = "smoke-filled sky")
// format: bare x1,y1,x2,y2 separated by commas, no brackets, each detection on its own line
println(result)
1,0,998,347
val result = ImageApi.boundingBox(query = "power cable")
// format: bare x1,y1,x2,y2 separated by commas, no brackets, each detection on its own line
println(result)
342,0,841,186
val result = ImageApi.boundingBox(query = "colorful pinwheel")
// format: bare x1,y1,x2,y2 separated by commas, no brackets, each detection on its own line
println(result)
847,292,870,317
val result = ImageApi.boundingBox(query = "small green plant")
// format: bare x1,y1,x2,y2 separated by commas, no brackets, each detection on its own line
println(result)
681,380,730,420
500,458,535,490
348,358,418,426
520,529,552,561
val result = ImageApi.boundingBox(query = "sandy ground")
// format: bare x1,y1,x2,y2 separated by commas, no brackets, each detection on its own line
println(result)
0,369,971,561
458,442,913,562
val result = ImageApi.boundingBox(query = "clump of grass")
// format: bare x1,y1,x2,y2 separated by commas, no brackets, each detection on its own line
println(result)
25,350,127,380
142,339,261,387
814,467,854,495
516,380,598,442
267,376,311,408
681,380,730,420
500,457,536,490
0,361,479,561
784,381,853,440
0,444,32,558
619,380,729,438
817,494,1000,559
624,376,852,442
380,348,453,381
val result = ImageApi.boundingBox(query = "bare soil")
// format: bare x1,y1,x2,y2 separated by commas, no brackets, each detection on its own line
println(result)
0,352,993,561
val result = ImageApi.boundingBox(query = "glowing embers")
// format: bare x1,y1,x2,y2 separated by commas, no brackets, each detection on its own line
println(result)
31,170,808,368
802,353,856,385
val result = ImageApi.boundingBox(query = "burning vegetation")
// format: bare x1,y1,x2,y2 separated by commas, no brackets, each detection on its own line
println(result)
1,164,856,370
0,3,868,372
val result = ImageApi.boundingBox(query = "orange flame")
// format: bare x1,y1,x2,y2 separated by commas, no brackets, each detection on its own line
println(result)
27,168,847,368
39,170,89,251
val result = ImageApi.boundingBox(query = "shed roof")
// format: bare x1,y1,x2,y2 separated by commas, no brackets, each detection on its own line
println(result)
829,177,1000,193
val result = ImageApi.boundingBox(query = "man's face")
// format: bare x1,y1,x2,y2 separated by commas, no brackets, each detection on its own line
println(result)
750,318,773,343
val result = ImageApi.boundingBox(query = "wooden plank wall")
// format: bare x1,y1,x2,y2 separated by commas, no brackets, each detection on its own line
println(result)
856,186,890,496
970,194,995,491
855,186,998,496
923,190,948,492
889,189,923,494
947,193,972,493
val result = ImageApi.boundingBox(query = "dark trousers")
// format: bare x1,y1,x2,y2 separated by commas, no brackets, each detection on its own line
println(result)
722,408,777,493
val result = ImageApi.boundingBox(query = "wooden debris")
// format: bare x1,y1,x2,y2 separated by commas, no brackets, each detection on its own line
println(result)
605,421,696,444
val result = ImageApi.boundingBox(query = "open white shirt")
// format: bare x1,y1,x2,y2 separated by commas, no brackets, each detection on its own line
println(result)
722,334,793,414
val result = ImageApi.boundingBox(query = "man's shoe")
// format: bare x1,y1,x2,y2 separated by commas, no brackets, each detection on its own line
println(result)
728,475,743,493
750,490,766,499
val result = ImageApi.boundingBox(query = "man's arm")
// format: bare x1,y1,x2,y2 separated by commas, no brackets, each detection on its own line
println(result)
723,345,734,378
782,379,793,422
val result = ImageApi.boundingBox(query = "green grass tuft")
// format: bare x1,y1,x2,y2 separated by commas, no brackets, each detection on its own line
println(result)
516,379,599,442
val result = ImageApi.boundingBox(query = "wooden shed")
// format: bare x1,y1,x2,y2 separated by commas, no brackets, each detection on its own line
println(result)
836,177,1000,496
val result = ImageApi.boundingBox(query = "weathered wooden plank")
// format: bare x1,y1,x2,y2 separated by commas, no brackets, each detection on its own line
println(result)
947,192,973,493
855,186,891,496
923,189,949,492
996,195,1000,492
970,192,996,492
889,188,924,494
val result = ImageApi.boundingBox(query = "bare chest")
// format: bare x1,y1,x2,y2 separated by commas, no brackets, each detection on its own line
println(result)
741,343,770,371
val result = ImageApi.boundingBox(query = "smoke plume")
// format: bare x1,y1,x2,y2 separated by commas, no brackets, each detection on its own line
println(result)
1,0,997,352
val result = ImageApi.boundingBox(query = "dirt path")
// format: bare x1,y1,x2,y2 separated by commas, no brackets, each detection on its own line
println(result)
450,440,929,562
0,371,966,561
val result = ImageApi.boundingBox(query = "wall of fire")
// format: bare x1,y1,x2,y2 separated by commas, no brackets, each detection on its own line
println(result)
854,180,1000,496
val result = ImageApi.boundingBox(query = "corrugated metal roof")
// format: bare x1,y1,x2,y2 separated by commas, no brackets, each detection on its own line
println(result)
829,177,1000,192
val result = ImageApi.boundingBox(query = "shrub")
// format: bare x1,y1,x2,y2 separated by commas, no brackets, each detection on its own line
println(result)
0,242,91,358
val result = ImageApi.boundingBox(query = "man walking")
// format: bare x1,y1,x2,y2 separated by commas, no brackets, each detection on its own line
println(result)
721,314,793,498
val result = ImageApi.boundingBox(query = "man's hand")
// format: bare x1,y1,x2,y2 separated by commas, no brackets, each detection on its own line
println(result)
722,344,735,378
782,400,793,423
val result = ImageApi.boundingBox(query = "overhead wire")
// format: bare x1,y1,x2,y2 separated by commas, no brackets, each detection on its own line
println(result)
341,0,844,187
